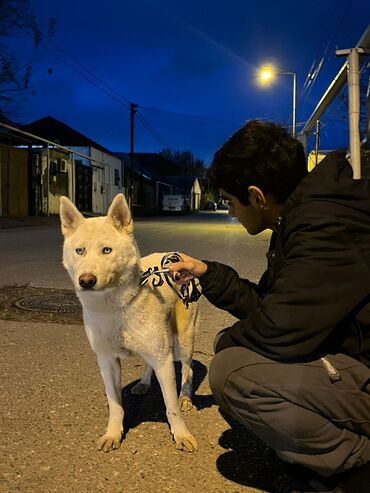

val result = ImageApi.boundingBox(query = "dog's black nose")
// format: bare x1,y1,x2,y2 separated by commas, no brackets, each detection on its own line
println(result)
79,274,97,289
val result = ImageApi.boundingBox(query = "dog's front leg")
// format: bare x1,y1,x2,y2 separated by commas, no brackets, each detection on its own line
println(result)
96,355,123,452
152,354,198,452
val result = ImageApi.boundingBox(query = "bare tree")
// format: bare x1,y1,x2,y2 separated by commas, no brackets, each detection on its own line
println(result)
159,148,207,179
0,0,55,118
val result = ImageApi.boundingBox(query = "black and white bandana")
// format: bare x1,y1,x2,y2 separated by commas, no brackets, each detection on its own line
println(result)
141,252,202,308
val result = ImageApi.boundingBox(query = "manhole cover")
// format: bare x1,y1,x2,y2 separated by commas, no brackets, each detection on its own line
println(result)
14,293,81,313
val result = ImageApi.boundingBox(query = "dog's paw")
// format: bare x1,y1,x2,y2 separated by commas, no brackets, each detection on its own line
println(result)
179,396,193,412
96,433,122,453
173,431,198,452
131,382,150,395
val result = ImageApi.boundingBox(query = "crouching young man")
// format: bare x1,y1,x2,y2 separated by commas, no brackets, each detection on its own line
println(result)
169,120,370,492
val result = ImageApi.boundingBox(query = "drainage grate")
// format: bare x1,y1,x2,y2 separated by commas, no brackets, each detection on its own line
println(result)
14,293,81,314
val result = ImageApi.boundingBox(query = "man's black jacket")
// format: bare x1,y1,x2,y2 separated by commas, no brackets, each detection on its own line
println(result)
200,151,370,365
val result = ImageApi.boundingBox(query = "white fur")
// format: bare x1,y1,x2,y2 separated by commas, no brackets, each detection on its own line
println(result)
60,194,198,452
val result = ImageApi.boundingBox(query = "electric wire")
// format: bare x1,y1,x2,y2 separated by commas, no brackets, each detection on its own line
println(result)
46,38,132,107
300,0,355,120
135,110,169,147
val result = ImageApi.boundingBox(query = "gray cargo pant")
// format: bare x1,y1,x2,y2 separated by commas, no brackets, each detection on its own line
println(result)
209,336,370,477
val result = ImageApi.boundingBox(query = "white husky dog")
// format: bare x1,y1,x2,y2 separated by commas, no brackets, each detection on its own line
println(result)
60,194,199,453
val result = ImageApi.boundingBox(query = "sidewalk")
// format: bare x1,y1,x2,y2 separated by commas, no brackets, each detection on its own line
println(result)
0,215,60,229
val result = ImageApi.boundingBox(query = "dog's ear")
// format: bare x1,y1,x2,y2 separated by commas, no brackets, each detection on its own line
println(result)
59,196,85,236
107,194,133,233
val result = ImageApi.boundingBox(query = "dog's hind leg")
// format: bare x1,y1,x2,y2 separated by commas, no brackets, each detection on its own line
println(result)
175,302,197,412
131,364,153,395
96,355,124,453
179,359,193,411
150,353,198,452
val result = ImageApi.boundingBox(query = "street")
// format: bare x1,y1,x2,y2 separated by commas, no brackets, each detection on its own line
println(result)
0,211,309,493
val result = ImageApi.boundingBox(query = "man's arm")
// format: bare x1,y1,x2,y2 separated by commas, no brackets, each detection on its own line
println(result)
226,211,370,361
168,254,262,320
170,210,370,362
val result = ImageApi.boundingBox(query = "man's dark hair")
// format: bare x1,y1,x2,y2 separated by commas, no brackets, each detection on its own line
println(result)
209,120,308,205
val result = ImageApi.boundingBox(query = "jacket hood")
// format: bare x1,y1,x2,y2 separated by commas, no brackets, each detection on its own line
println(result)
284,150,370,216
282,150,370,270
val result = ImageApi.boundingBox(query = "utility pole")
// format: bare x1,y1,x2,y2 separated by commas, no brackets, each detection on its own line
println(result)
129,102,138,213
314,120,321,167
336,47,370,179
292,72,297,138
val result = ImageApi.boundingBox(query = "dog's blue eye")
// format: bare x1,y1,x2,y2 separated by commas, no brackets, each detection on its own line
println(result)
102,247,112,254
75,248,85,255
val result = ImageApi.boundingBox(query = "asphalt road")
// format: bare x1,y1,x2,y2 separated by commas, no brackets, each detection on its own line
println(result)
0,211,312,493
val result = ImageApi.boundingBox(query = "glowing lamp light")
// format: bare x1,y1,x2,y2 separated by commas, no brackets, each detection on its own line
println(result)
258,66,277,85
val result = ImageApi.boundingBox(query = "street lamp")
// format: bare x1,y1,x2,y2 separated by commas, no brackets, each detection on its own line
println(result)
257,65,297,138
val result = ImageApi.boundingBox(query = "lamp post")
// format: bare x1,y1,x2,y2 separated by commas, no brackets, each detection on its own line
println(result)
258,65,297,138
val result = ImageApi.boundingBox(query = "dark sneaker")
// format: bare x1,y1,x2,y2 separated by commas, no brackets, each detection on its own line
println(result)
334,461,370,493
306,462,370,493
286,463,370,492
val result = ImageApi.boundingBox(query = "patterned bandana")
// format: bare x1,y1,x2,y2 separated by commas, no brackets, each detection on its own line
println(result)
141,252,202,308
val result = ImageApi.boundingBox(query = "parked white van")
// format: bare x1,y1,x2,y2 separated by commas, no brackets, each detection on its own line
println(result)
162,194,185,212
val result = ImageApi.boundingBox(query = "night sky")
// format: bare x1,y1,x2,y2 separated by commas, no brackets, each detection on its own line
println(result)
5,0,370,164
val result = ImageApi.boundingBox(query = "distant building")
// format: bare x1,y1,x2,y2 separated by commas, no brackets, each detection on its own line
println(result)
114,152,202,215
22,116,124,215
307,151,332,172
0,116,202,217
114,152,165,215
157,175,201,211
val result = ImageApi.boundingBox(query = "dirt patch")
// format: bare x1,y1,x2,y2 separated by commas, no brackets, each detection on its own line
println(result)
0,285,83,324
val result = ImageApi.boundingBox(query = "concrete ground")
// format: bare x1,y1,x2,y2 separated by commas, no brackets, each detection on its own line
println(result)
0,212,314,493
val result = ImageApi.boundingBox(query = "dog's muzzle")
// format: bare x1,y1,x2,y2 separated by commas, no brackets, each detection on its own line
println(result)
79,273,97,290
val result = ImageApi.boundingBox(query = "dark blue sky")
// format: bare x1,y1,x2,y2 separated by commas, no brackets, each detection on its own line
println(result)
6,0,370,164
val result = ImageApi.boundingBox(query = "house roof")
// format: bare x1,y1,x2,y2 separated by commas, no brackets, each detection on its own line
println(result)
22,116,114,154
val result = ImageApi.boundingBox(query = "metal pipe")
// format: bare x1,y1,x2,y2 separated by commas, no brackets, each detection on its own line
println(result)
314,120,321,166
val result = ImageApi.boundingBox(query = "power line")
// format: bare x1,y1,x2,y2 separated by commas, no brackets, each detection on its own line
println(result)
136,110,168,147
140,105,239,124
46,38,132,107
300,0,355,118
18,26,132,112
36,37,173,149
42,41,131,110
43,38,240,146
35,32,245,128
40,37,231,148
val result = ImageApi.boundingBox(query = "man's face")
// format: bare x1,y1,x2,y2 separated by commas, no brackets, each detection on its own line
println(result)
220,188,270,235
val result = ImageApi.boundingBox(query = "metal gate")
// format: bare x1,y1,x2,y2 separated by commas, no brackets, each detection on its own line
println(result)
0,144,29,216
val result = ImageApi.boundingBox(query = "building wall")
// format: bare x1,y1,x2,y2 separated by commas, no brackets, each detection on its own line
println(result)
90,148,124,213
307,151,328,172
191,178,202,210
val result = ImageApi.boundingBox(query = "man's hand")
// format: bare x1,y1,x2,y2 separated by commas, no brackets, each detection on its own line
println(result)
168,253,208,285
